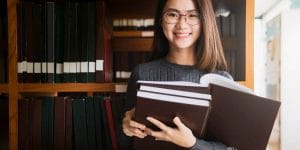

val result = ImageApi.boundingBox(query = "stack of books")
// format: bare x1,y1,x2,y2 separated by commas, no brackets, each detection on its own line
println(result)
133,74,280,150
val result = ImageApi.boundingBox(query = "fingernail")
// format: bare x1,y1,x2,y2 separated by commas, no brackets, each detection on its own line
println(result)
146,117,151,120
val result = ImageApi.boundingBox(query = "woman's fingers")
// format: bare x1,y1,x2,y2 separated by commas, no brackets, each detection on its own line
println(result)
129,120,146,130
146,117,169,131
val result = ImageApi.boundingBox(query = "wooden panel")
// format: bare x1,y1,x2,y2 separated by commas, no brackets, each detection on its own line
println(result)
244,0,254,89
0,84,8,93
7,0,18,149
18,83,116,93
112,37,153,52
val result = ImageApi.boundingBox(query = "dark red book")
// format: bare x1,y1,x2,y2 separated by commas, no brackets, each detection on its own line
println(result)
104,98,119,150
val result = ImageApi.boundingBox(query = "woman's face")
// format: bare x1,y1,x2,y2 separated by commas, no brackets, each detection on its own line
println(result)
162,0,201,51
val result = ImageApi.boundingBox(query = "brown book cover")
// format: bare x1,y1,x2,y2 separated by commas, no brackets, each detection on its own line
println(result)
54,97,66,150
104,98,119,150
133,75,280,150
29,98,42,150
205,84,280,150
95,1,105,83
65,98,73,150
18,98,30,150
133,91,210,150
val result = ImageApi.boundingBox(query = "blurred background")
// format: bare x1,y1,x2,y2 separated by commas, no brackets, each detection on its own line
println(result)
255,0,300,149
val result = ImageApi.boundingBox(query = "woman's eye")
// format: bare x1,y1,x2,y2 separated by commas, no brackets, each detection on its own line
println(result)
189,14,199,18
167,12,178,17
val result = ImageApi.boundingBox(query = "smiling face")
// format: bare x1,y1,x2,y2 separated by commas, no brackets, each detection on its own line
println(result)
162,0,201,51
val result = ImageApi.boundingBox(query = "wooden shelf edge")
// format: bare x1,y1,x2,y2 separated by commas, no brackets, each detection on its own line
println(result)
0,84,8,93
113,31,154,38
18,83,116,93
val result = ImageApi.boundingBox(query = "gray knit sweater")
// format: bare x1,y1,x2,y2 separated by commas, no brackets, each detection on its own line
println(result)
124,58,234,150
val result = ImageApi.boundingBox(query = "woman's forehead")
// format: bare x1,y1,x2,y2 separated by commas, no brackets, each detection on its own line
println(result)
164,0,197,12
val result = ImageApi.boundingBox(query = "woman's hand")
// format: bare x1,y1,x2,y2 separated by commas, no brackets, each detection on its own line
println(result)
146,116,196,148
122,108,147,138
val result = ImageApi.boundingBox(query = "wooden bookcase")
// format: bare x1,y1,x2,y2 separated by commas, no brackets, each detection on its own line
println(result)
5,0,254,149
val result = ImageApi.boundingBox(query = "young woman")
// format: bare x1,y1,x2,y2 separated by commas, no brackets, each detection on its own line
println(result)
122,0,233,149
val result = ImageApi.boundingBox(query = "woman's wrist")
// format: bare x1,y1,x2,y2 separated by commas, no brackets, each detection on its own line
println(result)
184,136,197,148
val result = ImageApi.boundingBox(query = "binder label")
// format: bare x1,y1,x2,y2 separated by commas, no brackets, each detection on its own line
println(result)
42,62,47,73
70,63,77,73
89,62,95,73
27,62,33,73
81,62,88,73
96,60,104,71
48,63,54,73
56,63,63,74
34,63,41,73
63,62,70,73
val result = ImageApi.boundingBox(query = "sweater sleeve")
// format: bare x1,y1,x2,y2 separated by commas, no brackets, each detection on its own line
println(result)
190,139,236,150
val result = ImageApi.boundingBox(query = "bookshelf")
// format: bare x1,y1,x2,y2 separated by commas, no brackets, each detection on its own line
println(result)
5,0,254,149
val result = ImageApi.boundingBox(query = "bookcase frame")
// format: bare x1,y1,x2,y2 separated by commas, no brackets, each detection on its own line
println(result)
5,0,254,149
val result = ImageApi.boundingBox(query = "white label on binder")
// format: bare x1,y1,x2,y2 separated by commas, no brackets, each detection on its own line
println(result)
22,61,27,72
81,62,88,73
89,62,95,73
48,63,54,73
27,62,34,73
63,62,70,73
76,62,81,73
96,60,104,71
34,62,41,73
56,63,63,74
18,62,22,73
42,62,47,73
116,71,121,78
69,62,77,73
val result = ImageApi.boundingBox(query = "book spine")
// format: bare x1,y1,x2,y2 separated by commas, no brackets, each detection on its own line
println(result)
29,98,42,150
24,2,33,83
32,3,42,83
95,1,105,82
18,98,30,150
85,97,97,150
69,2,79,83
93,96,104,150
41,97,54,150
72,98,89,150
65,98,73,150
78,3,88,83
104,98,119,150
46,2,55,83
54,4,63,83
87,2,96,83
54,97,66,150
17,3,25,83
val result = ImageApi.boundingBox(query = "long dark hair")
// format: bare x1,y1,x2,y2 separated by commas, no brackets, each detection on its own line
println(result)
150,0,227,72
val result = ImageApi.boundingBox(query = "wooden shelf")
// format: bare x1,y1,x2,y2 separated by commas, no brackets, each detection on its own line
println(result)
113,31,154,38
18,83,116,93
112,37,153,52
0,84,8,93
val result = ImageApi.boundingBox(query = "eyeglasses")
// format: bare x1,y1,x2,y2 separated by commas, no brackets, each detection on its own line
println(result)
163,10,201,26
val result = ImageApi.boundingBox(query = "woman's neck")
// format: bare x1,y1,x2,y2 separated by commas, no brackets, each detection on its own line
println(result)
166,47,196,66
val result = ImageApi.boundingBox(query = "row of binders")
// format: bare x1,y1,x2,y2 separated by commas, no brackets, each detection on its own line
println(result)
133,74,281,150
17,1,112,83
0,0,8,83
18,94,126,150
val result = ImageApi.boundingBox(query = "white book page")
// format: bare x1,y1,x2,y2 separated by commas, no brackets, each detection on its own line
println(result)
200,73,253,94
140,85,212,100
137,80,208,87
137,91,210,106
